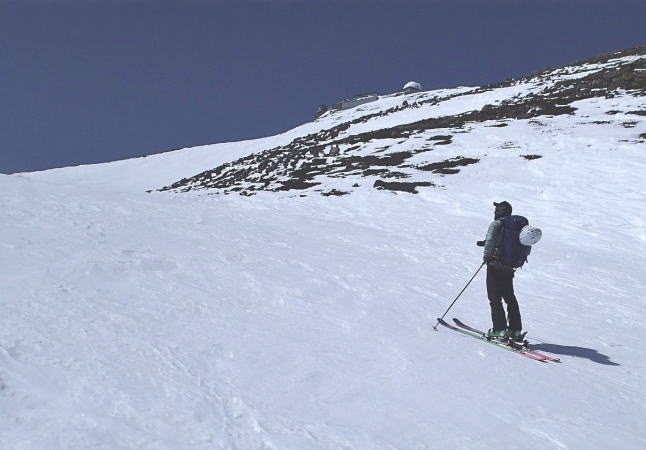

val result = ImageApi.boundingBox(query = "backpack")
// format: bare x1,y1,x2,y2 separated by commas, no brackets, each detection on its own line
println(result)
499,215,532,268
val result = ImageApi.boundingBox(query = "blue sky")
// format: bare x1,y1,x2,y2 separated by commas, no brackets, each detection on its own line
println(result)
2,0,645,173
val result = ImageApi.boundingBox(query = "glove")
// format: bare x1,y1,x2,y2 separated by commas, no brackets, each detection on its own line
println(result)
476,240,485,247
483,255,494,263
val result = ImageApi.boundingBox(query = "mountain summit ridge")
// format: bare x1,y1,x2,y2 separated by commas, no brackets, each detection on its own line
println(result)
158,45,645,196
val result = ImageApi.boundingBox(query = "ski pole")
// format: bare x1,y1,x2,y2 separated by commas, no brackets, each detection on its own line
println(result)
432,261,486,331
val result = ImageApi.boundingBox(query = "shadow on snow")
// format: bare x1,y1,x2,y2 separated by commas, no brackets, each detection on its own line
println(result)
530,343,619,366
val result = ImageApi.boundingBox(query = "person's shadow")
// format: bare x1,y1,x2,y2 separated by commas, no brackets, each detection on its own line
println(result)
530,343,619,366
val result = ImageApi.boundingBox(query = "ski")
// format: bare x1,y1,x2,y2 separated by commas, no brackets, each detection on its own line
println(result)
436,318,547,361
452,318,561,363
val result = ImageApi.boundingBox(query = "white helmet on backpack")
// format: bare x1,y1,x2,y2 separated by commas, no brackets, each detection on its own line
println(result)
520,225,542,246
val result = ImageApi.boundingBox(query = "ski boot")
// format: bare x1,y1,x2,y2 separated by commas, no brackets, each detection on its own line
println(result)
485,328,510,341
507,330,528,348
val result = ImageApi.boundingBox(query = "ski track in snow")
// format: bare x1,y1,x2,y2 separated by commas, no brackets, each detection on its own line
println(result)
2,53,646,448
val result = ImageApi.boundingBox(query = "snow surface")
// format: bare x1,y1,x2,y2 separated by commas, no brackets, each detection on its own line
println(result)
2,53,646,449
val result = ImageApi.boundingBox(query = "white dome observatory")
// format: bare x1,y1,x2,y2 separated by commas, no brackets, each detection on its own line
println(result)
403,81,422,93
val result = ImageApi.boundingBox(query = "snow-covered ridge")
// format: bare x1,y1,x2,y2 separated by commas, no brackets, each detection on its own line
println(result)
160,47,645,196
25,46,645,195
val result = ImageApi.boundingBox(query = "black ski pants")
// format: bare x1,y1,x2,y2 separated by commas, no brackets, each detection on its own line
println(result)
487,267,522,331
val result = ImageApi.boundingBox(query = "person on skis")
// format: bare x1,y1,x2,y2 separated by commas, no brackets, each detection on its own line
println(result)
477,201,525,342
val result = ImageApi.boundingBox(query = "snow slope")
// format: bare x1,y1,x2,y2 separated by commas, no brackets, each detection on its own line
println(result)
2,48,646,449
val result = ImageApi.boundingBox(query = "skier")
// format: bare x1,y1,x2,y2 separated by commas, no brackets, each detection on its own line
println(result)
477,201,525,342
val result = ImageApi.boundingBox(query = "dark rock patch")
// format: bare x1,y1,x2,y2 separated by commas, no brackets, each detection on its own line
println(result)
274,179,320,191
521,154,542,160
417,157,480,174
362,168,410,178
622,121,638,128
342,151,413,168
639,133,646,140
428,134,453,141
434,139,453,145
362,168,390,177
627,110,646,116
321,189,350,197
373,179,435,194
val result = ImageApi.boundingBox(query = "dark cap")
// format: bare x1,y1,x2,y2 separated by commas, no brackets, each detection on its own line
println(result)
493,201,512,219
